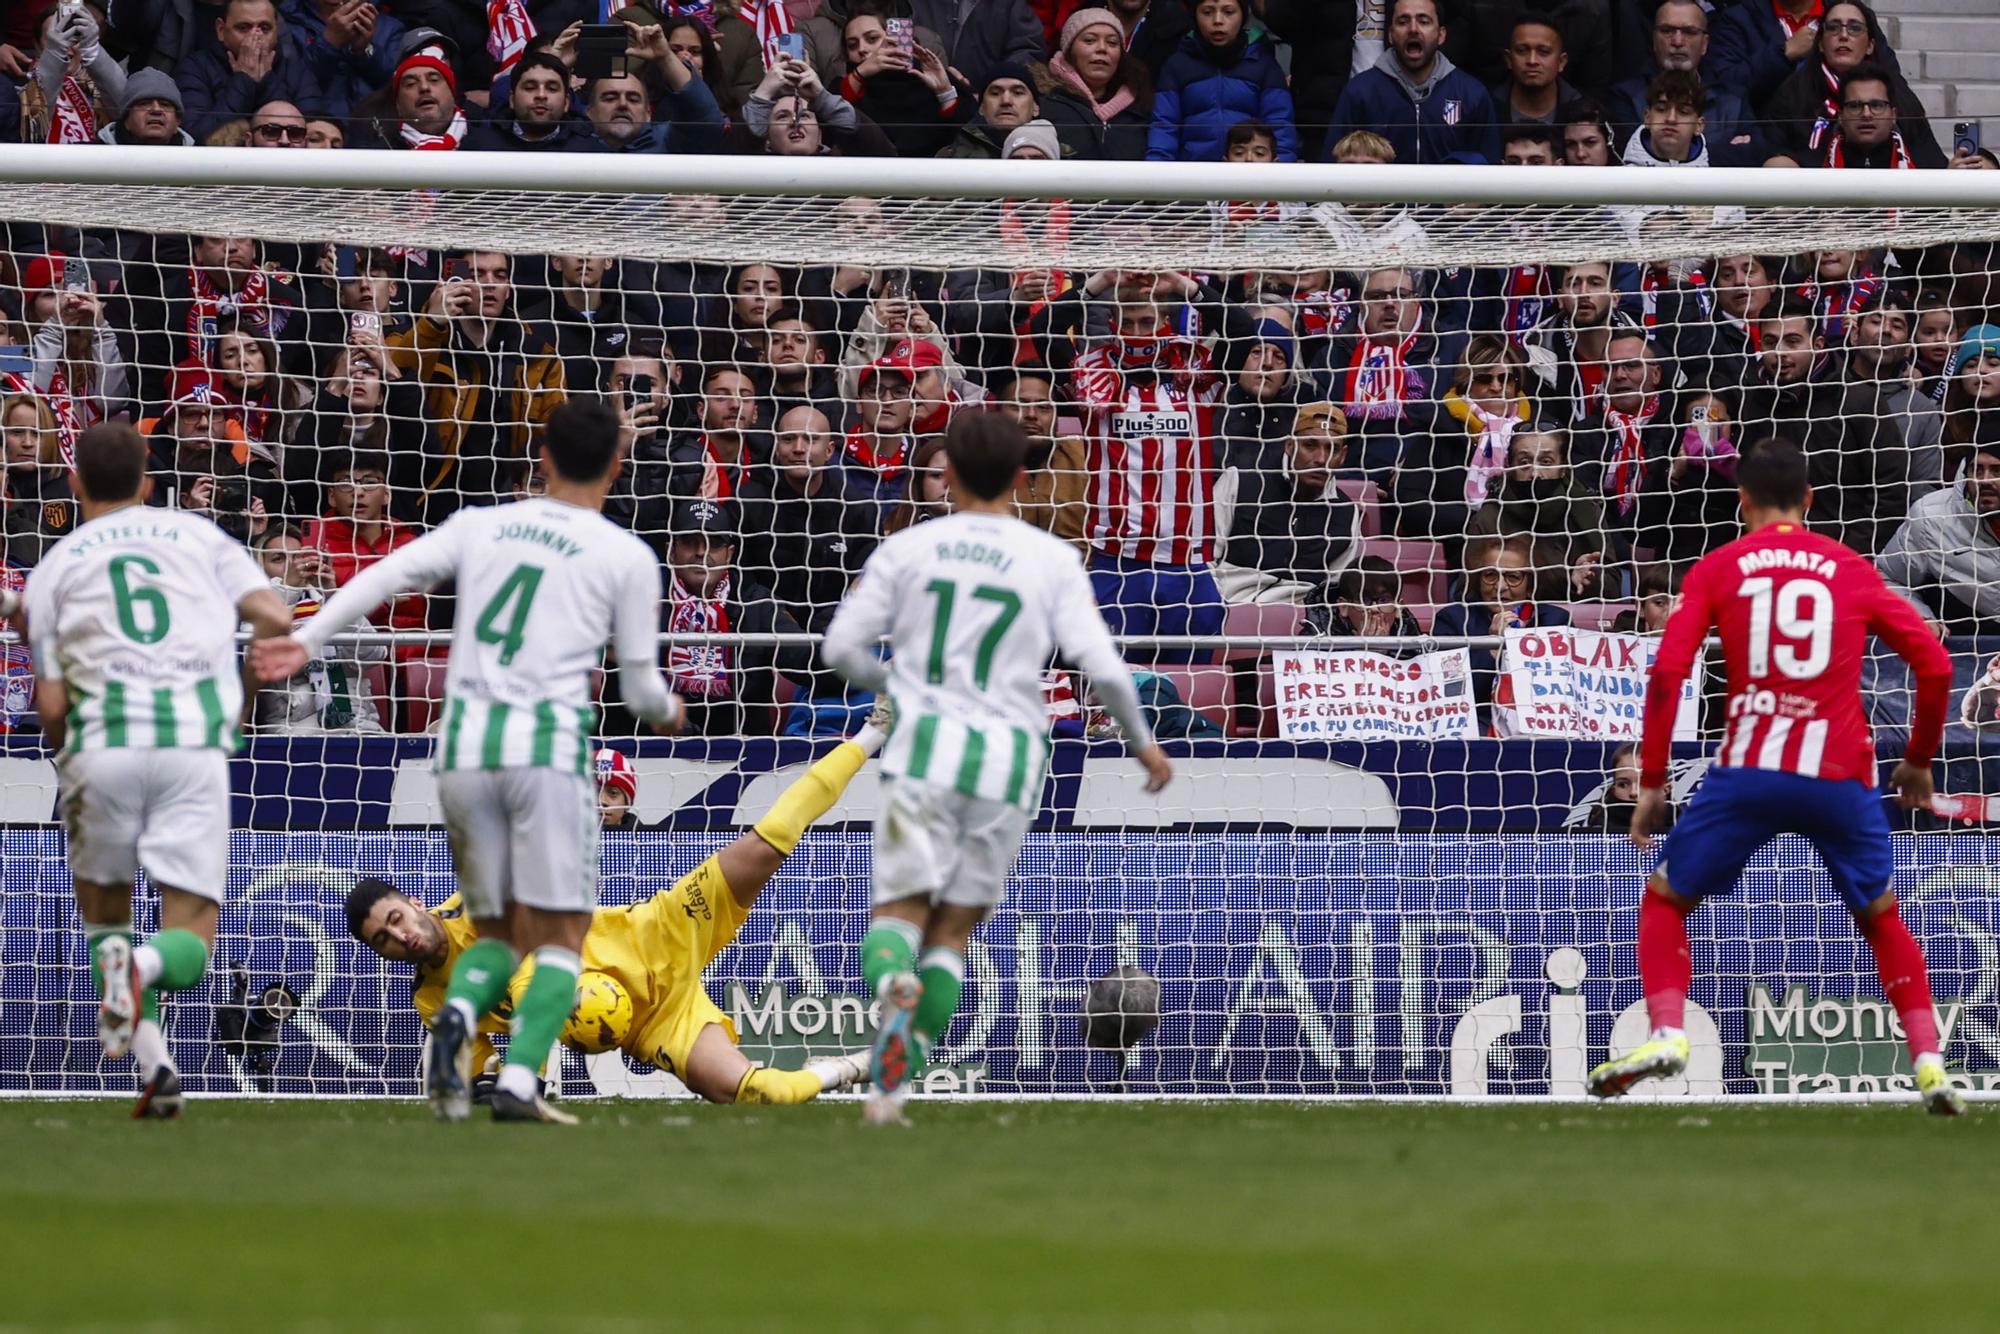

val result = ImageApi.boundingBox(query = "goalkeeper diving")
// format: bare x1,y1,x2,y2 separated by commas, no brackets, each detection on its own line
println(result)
344,725,883,1104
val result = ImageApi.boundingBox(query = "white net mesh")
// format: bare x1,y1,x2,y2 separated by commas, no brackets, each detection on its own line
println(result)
3,157,1999,1101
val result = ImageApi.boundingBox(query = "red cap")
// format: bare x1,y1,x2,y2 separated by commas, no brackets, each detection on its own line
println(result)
593,748,638,800
859,337,944,390
394,45,459,97
20,254,65,291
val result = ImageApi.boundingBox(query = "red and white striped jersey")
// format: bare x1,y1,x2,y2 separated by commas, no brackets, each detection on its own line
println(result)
1640,522,1951,788
1069,341,1221,566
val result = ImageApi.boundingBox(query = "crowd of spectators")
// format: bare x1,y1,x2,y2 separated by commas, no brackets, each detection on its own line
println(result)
2,0,1999,742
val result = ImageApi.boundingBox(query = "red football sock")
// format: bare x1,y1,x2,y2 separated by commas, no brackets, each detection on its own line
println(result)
1859,904,1942,1063
1638,890,1693,1033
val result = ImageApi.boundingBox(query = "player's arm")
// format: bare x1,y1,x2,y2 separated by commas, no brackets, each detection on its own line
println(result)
1869,571,1956,810
613,547,684,734
1632,560,1715,848
822,546,897,694
17,569,67,749
1051,557,1171,792
249,521,463,681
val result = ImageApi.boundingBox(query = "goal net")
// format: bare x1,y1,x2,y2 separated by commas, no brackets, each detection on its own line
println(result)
2,150,1998,1100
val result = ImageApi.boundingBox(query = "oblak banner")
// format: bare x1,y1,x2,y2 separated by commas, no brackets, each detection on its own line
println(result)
2,831,1997,1099
1501,628,1703,742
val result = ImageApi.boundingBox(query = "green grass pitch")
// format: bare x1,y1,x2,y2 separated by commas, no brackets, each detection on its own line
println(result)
2,1098,1994,1332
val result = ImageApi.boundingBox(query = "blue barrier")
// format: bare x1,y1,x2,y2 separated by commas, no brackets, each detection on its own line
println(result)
5,831,1998,1098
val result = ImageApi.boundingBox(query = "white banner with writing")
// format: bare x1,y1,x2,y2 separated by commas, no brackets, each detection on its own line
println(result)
1502,628,1702,741
1272,648,1477,742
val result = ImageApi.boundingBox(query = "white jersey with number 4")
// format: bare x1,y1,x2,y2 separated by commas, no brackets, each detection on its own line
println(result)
23,506,267,754
294,496,676,774
824,510,1153,813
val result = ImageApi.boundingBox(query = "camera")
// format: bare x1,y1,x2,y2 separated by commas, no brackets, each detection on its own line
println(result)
211,477,253,542
213,962,299,1091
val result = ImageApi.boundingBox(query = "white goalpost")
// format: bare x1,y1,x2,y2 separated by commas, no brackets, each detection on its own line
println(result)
2,147,1998,1102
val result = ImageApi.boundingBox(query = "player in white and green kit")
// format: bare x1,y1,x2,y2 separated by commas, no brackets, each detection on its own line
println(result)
251,399,684,1124
7,422,293,1118
824,413,1171,1124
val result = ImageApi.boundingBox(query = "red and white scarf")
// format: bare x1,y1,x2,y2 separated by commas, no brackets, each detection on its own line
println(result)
697,434,747,500
739,0,796,65
667,570,733,697
1640,266,1709,328
1774,0,1823,39
49,75,96,145
1600,390,1661,514
1341,325,1420,417
1822,128,1913,170
400,109,469,151
845,425,911,478
486,0,537,81
187,265,270,363
42,363,90,468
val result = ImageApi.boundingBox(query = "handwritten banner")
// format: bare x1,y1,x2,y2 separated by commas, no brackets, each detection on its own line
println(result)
1272,648,1477,742
1503,628,1701,741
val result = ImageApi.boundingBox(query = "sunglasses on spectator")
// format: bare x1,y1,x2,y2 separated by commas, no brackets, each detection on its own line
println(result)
253,123,309,142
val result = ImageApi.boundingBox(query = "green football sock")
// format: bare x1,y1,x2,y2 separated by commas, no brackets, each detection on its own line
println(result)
913,947,965,1052
861,919,921,997
443,937,519,1021
506,946,580,1073
147,929,209,991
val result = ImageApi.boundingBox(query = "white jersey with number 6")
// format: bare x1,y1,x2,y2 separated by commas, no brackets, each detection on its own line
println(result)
824,510,1153,813
23,507,268,753
293,496,677,774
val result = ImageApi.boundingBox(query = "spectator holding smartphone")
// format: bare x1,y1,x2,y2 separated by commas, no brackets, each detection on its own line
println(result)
839,5,968,158
578,19,726,154
29,260,130,455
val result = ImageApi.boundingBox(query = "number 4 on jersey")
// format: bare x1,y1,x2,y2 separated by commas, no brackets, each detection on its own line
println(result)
474,564,544,666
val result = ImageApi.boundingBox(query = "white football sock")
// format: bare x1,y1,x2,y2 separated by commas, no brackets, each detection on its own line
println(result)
495,1063,538,1100
130,1019,171,1081
132,943,163,988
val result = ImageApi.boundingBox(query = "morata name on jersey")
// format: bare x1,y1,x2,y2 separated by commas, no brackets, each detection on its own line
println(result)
1735,547,1838,580
492,521,583,559
935,538,1015,573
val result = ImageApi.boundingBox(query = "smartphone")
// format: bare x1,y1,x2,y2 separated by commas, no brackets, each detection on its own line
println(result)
334,245,359,281
630,372,655,399
575,23,629,81
61,260,90,294
1688,399,1715,450
881,267,912,300
348,310,382,341
773,31,805,63
885,17,914,59
1954,121,1982,158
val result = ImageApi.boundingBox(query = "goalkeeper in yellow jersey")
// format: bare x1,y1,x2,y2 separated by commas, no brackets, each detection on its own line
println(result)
342,725,883,1104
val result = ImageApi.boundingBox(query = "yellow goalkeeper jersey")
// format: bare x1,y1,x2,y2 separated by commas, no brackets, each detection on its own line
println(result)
410,853,749,1077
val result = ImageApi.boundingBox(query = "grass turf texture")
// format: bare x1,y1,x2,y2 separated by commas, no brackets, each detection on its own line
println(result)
1,1099,1992,1332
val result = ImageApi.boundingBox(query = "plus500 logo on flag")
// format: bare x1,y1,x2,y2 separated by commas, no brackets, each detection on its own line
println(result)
2,832,1997,1098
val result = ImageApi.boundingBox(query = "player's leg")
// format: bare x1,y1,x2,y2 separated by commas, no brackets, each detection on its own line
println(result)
430,771,521,1121
715,724,886,911
1590,770,1766,1098
906,794,1028,1076
1815,782,1964,1115
680,1022,865,1105
488,769,601,1124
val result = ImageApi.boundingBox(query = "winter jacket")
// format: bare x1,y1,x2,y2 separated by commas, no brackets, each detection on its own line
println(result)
462,114,609,154
381,312,567,525
1146,31,1298,162
280,0,403,117
1034,61,1152,161
1444,0,1617,92
604,79,728,156
1014,434,1090,553
802,0,1041,96
1216,464,1360,587
172,37,328,142
1262,0,1354,149
1879,482,2000,636
1710,2,1904,107
1604,73,1768,168
1323,50,1497,165
1762,60,1942,168
736,467,880,633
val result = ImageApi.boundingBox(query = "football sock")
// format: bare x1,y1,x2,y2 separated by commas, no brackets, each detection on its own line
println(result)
912,947,965,1058
443,937,518,1022
861,919,921,997
1859,903,1943,1063
1638,890,1694,1036
141,929,209,991
753,740,868,856
131,1020,172,1081
506,946,580,1079
734,1066,826,1105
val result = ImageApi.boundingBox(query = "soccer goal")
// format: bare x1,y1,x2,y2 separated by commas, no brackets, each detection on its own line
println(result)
1,147,1997,1102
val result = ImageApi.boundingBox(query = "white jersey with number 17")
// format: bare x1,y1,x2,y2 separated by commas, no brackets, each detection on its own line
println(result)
824,510,1153,813
23,506,268,754
294,496,675,775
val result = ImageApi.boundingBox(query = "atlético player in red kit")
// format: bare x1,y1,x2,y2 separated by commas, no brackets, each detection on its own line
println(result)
1588,440,1965,1113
